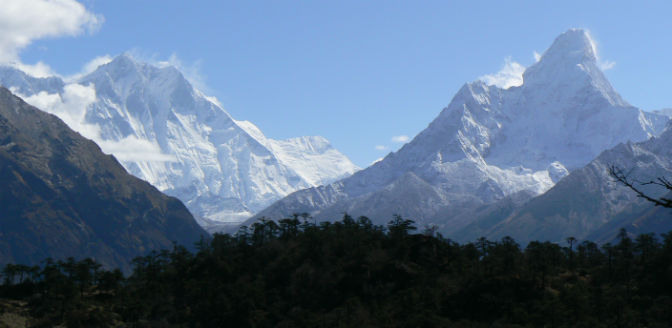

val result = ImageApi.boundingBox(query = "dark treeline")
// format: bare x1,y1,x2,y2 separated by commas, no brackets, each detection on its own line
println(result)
2,215,672,327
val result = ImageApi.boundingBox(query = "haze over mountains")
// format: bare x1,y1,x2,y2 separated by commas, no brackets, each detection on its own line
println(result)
251,29,671,239
0,56,358,232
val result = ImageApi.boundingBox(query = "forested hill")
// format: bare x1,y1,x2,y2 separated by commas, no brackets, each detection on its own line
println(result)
2,215,672,327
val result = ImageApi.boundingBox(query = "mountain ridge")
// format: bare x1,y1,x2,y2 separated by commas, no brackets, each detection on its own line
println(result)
0,55,359,231
0,86,208,272
249,29,669,234
463,122,672,244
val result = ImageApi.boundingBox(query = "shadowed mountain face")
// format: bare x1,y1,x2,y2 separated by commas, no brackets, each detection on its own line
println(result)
457,125,672,245
0,87,207,272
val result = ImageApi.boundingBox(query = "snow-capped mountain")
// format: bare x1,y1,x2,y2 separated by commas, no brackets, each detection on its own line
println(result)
250,29,669,234
0,55,358,231
0,66,64,95
460,122,672,245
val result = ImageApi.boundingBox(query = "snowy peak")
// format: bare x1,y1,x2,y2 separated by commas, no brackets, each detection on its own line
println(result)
233,117,358,186
89,54,143,86
0,66,64,96
251,29,670,235
0,54,359,230
541,28,598,64
399,28,659,173
104,53,138,71
267,136,358,187
522,29,624,105
83,54,192,99
80,54,238,145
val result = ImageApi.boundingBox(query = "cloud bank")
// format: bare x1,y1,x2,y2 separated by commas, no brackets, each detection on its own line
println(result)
391,135,410,143
14,84,176,163
14,83,99,138
97,137,177,162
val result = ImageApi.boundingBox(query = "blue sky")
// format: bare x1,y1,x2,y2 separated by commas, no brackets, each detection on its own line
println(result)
5,1,672,167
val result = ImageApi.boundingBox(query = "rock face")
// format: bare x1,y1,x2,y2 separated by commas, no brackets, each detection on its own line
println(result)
250,29,669,234
0,87,208,272
458,124,672,245
0,56,358,232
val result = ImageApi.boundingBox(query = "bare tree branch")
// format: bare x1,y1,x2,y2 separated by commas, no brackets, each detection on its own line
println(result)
608,165,672,208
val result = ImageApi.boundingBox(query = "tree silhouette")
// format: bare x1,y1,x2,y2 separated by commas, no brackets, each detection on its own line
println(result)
566,236,577,270
387,214,417,238
3,215,672,326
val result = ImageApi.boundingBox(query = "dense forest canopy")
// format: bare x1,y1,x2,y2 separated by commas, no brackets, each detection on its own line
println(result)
2,215,672,327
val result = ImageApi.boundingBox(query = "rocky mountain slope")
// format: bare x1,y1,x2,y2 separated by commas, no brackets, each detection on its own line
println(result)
0,56,358,232
0,86,207,272
250,29,669,234
457,123,672,244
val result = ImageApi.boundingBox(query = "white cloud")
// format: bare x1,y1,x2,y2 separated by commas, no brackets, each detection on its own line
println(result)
14,83,99,138
582,30,616,71
0,0,102,68
598,60,615,71
151,53,209,93
375,145,388,151
65,55,113,81
14,83,176,163
97,137,177,162
533,51,541,62
83,55,113,74
479,57,525,89
391,135,410,143
12,61,57,78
